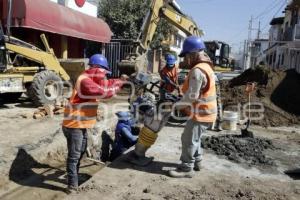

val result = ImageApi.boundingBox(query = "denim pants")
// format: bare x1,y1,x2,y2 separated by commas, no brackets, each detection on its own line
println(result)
63,126,87,187
180,119,210,170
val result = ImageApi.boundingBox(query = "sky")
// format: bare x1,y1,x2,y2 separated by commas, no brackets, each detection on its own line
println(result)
176,0,288,53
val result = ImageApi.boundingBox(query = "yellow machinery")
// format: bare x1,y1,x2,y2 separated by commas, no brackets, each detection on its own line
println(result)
118,0,203,75
204,40,232,72
0,30,71,105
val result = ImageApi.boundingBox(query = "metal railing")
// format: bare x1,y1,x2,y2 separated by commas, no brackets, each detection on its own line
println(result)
104,40,134,77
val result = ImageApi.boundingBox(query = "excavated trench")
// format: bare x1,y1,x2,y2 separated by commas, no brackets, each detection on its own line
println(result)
0,96,128,200
0,144,106,200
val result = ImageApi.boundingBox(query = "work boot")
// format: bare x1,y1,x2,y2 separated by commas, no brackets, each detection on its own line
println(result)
168,168,194,178
65,185,79,194
194,161,202,171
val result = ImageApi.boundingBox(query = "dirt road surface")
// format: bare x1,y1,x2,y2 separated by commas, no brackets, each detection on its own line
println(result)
0,97,128,199
67,125,300,200
0,97,299,200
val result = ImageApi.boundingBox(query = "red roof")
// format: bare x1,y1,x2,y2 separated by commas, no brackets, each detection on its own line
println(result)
1,0,112,43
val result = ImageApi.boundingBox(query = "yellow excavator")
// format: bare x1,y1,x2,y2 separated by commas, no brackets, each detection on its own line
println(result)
117,0,203,75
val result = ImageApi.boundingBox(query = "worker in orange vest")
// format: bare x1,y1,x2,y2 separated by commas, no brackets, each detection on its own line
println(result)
62,54,127,191
159,54,179,101
169,36,217,178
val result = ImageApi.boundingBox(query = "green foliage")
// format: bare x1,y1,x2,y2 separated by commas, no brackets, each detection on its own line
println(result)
98,0,150,39
98,0,175,49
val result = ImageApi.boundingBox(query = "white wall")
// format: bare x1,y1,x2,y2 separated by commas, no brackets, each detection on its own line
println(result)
169,30,186,63
49,0,97,17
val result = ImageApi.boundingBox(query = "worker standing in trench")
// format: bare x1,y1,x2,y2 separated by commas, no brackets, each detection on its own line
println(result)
159,53,180,101
62,54,127,192
169,36,217,178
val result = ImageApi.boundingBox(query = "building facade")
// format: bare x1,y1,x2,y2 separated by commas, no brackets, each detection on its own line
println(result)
0,0,112,59
265,0,300,73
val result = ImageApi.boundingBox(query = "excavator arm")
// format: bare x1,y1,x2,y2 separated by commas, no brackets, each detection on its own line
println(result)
139,0,202,51
118,0,203,75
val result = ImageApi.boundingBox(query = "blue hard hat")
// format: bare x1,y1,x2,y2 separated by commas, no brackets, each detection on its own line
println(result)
179,36,206,57
116,111,131,121
165,54,176,66
89,54,110,71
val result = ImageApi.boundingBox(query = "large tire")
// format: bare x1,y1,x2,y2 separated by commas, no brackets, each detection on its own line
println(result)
28,70,63,106
0,92,23,102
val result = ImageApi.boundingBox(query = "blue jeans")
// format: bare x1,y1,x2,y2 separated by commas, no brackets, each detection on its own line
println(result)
63,127,87,187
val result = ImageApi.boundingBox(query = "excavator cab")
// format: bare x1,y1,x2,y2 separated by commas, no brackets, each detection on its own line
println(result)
220,43,230,65
205,41,230,68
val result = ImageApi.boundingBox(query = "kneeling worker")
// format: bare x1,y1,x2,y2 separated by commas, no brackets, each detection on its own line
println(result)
110,111,140,160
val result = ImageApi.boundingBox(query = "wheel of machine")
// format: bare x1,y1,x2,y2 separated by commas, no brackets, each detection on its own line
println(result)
0,92,23,102
28,70,63,106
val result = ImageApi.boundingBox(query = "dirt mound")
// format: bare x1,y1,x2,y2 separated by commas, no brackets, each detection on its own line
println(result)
202,135,275,166
221,67,300,127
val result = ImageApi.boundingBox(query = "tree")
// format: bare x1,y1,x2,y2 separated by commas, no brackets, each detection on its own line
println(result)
98,0,175,49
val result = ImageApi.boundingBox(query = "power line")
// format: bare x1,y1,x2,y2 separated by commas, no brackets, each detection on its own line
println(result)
253,0,283,20
261,0,287,32
228,0,284,42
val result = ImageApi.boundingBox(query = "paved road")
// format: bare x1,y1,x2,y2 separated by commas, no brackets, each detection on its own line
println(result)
218,71,242,80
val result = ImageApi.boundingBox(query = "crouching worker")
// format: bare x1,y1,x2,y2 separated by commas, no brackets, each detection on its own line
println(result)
62,54,127,192
110,111,140,160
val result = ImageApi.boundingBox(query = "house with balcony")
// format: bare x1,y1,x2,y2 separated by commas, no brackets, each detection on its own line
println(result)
250,39,269,67
265,0,300,73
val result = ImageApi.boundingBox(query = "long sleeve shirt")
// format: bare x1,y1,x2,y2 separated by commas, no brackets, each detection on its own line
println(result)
80,78,123,98
176,68,207,109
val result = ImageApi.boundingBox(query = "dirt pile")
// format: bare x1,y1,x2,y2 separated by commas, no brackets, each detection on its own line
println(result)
202,135,275,166
221,67,300,126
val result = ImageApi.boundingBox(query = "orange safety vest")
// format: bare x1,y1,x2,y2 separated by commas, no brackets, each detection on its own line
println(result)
160,66,178,93
181,63,217,123
62,74,99,129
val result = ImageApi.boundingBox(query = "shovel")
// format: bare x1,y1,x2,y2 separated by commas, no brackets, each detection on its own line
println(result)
241,82,255,138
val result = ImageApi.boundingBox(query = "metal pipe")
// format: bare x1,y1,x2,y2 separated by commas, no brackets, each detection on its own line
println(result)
14,67,39,71
7,0,12,40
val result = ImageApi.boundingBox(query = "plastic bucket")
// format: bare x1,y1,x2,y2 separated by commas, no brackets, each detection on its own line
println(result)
221,111,238,131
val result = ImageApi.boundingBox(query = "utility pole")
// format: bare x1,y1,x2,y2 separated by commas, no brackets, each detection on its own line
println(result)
243,40,247,70
248,16,253,42
257,20,261,39
245,16,253,70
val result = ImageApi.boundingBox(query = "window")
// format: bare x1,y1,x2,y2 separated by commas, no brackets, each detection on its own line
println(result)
295,24,300,40
269,54,273,65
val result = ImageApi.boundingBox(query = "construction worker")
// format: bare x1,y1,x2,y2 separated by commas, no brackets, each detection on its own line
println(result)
62,54,127,191
159,54,179,101
110,111,140,160
169,36,217,178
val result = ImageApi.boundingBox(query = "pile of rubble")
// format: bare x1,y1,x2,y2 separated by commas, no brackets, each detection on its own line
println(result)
21,98,68,119
32,104,65,119
221,67,300,127
202,135,275,166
